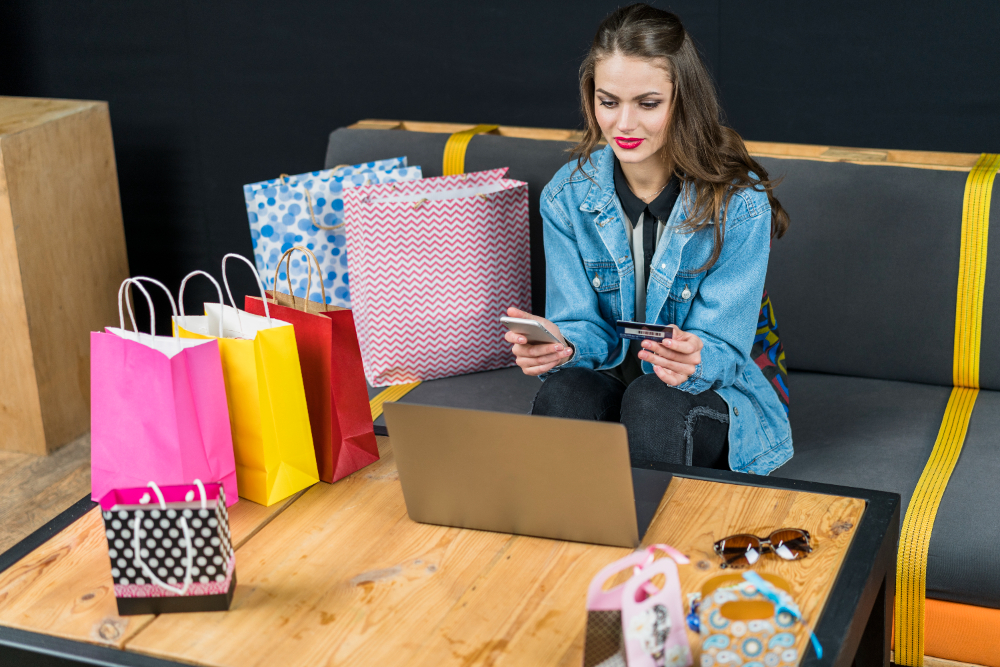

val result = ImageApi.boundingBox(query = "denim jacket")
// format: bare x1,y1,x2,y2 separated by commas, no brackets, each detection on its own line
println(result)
540,146,792,475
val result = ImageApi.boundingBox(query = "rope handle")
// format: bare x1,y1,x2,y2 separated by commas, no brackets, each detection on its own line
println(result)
132,480,210,596
273,246,327,310
221,253,272,336
279,167,367,232
178,270,225,338
117,278,153,337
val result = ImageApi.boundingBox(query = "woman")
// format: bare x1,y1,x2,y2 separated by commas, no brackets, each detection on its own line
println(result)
504,4,792,474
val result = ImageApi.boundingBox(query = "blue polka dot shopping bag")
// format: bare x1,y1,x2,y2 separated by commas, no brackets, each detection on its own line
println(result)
244,158,422,309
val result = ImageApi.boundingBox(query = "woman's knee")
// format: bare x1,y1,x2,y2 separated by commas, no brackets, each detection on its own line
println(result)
620,373,693,421
530,368,624,421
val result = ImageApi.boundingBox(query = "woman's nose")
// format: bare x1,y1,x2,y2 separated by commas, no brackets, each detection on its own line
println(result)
617,105,637,133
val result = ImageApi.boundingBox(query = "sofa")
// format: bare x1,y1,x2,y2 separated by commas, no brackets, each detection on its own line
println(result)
325,121,999,666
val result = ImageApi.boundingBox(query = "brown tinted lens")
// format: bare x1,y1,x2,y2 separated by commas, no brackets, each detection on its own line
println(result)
769,530,812,560
715,535,761,568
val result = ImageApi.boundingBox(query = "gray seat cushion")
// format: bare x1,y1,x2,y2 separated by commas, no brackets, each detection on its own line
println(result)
775,371,1000,609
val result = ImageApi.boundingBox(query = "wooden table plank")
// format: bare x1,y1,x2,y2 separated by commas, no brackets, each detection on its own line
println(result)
0,489,303,648
125,437,864,666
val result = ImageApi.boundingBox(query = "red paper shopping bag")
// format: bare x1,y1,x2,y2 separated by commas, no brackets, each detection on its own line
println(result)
245,247,378,483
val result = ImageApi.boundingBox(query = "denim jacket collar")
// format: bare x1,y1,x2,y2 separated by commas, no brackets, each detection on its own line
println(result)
578,146,699,322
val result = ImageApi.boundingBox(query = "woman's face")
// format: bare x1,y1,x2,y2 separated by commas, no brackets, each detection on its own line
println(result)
593,53,674,165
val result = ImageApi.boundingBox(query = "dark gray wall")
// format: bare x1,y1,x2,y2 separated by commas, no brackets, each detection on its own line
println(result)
2,1,998,323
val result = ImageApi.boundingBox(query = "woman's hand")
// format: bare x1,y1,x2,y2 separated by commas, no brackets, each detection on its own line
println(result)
504,307,573,377
639,326,703,386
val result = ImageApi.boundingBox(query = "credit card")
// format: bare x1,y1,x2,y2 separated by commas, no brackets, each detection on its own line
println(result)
616,320,674,342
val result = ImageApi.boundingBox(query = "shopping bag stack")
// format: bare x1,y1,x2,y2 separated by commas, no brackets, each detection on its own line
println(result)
100,480,236,615
244,246,380,483
90,277,238,506
175,255,319,506
244,158,422,308
343,168,532,385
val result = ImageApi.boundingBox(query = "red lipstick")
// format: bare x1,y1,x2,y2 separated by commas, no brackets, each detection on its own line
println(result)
615,137,644,150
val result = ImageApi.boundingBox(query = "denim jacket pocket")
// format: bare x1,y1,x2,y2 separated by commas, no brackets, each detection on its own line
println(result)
583,260,622,322
666,272,703,326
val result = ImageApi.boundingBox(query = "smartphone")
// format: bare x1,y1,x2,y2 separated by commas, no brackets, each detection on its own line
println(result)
500,316,562,345
616,320,674,342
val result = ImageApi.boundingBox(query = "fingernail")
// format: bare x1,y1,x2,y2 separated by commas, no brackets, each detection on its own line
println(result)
563,349,571,356
639,351,647,358
555,345,563,351
519,337,526,344
665,339,672,346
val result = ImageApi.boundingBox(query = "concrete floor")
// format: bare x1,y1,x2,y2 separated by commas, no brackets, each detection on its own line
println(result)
0,433,91,554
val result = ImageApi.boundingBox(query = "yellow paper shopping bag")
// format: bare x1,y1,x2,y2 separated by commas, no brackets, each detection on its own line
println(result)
174,256,319,506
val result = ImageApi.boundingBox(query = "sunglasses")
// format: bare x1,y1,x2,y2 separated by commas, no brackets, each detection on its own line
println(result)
713,529,813,569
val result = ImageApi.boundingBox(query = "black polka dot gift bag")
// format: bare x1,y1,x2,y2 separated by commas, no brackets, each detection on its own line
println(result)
99,480,235,615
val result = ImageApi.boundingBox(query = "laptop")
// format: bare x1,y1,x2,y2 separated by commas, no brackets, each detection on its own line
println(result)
382,402,674,548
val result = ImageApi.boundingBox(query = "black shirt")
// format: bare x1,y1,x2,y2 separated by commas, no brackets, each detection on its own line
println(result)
604,158,680,386
613,156,680,290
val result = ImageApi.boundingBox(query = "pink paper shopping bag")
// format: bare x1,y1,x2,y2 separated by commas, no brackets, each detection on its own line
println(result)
91,277,238,505
343,168,532,385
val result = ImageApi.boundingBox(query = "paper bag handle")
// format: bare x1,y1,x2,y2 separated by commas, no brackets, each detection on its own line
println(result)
117,278,157,339
279,172,359,232
222,253,271,335
273,246,327,310
132,480,202,596
179,270,225,338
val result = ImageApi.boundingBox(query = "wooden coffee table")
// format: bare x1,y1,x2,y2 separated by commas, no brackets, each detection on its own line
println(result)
0,436,898,666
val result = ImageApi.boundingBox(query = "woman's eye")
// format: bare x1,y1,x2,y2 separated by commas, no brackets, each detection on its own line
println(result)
598,99,617,108
641,101,660,110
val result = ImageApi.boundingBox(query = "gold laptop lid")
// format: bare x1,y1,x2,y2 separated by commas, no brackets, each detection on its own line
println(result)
383,402,640,548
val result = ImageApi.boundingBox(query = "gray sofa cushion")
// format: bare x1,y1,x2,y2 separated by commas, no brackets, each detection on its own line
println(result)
775,371,1000,609
761,157,1000,390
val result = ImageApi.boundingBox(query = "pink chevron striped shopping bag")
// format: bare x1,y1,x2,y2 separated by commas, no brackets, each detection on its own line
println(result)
343,168,531,385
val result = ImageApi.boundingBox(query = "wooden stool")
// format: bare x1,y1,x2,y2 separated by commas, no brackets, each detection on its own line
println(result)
0,97,129,455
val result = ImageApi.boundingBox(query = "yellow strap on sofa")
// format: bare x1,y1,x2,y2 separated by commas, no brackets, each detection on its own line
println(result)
369,382,422,422
442,124,499,176
895,152,1000,665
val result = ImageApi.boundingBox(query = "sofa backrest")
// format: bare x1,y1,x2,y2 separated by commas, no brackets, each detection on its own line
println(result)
326,127,1000,390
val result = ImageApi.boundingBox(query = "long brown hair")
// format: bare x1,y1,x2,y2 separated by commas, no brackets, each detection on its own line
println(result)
572,4,789,271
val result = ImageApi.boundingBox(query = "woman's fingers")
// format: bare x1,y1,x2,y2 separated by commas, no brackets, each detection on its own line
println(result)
662,327,703,355
640,340,700,367
639,345,697,376
506,306,534,320
515,346,570,365
653,364,687,386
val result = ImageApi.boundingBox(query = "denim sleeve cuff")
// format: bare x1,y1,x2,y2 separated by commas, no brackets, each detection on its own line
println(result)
675,362,709,394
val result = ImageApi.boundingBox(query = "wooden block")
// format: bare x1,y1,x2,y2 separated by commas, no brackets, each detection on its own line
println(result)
0,96,129,455
125,437,864,667
0,492,300,648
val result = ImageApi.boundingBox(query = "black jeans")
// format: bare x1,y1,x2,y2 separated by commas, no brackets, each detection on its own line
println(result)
531,367,730,470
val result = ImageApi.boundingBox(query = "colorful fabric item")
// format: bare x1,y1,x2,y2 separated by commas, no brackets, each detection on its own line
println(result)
696,573,809,666
752,289,789,413
244,158,422,308
584,545,692,667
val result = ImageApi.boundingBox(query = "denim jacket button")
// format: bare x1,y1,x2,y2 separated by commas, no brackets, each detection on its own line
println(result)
592,276,601,288
681,287,692,299
734,407,740,416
